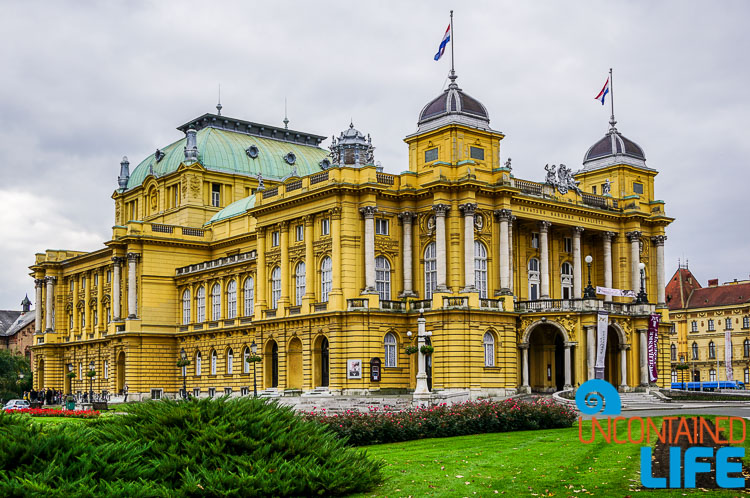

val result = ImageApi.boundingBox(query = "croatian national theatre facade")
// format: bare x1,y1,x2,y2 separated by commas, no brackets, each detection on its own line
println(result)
30,72,673,400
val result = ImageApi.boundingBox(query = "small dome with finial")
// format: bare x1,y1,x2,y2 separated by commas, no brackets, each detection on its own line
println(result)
417,74,490,133
328,122,375,166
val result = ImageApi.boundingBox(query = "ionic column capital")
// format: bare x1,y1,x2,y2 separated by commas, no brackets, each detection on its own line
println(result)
111,256,125,265
329,206,342,220
359,206,378,218
651,235,667,246
34,278,45,287
494,208,512,221
44,276,57,284
398,211,415,223
432,203,450,216
572,226,585,236
126,252,141,262
626,231,642,242
539,220,552,233
459,202,477,216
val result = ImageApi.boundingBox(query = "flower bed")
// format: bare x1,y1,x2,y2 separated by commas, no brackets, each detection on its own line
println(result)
304,398,577,446
5,408,100,419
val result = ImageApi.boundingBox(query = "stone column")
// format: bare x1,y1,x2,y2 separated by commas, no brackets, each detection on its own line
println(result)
127,253,140,319
619,344,629,390
509,216,516,294
414,312,430,394
627,231,642,293
303,216,315,307
495,209,512,294
602,232,615,302
96,269,103,331
433,204,450,292
652,235,667,307
44,276,56,332
112,257,123,320
639,329,648,387
360,206,377,294
520,344,530,392
279,222,290,310
330,207,343,308
586,325,595,380
84,272,91,332
572,227,584,299
564,342,573,390
460,203,477,292
398,212,417,297
255,228,267,319
72,277,80,331
34,278,43,333
539,221,551,298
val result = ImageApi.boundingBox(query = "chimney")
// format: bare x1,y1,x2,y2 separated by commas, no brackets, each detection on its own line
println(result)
118,156,130,190
708,278,719,287
184,127,198,162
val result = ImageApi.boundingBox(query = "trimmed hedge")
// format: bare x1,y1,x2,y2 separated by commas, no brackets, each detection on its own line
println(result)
0,397,383,496
305,398,577,446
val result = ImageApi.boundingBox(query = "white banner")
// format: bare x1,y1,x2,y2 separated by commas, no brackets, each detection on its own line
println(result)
594,310,609,379
725,331,734,382
596,286,636,298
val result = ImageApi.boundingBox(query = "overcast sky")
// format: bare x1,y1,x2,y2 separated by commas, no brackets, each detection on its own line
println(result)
1,0,748,310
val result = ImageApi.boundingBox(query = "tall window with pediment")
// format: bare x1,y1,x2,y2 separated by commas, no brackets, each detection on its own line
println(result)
375,256,391,300
226,280,237,319
474,241,488,298
561,262,573,299
424,242,437,299
528,258,540,300
211,283,221,321
196,286,205,323
244,277,254,316
321,257,332,302
271,267,281,309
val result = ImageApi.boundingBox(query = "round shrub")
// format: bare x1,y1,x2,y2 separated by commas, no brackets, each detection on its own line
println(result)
0,397,383,496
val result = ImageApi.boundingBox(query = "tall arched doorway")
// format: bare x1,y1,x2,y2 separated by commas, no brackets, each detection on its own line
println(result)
37,359,45,389
603,327,622,386
116,351,126,393
265,340,279,388
526,324,569,392
314,336,329,388
287,338,303,390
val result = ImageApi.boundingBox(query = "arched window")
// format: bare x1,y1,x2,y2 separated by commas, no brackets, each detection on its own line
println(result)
424,242,437,299
295,262,306,306
475,242,488,299
670,344,677,361
708,341,715,359
528,258,540,300
320,257,332,302
709,368,716,382
243,347,250,374
692,342,699,360
484,331,495,367
211,283,221,321
211,350,217,375
196,286,205,323
182,289,191,324
375,256,391,300
271,267,281,309
384,332,397,367
227,348,234,375
195,351,202,376
244,277,254,316
226,280,237,319
744,339,749,358
561,262,573,300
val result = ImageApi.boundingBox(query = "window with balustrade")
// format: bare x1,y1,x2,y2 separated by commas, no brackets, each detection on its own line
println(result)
226,280,236,319
424,242,437,299
375,256,391,300
321,257,332,302
475,241,488,299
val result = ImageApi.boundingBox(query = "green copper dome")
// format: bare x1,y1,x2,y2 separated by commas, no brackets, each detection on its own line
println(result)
127,122,330,190
207,194,256,225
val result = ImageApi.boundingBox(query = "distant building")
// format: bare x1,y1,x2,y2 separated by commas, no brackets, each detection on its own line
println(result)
0,295,36,362
667,264,750,384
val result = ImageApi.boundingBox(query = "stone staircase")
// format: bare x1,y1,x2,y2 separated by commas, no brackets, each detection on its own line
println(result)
257,387,281,399
619,391,671,409
301,387,333,397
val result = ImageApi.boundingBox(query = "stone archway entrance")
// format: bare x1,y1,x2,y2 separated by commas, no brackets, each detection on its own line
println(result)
37,359,45,389
520,321,574,393
287,338,303,390
314,336,329,388
604,327,621,386
116,352,125,393
265,340,279,388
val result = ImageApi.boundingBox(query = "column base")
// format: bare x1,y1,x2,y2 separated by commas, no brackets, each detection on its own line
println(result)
618,385,631,393
519,385,531,394
127,314,137,319
563,384,573,391
45,328,53,333
498,288,512,296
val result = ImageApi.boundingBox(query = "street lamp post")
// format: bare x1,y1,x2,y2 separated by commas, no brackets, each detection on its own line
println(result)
583,255,596,299
635,262,648,304
179,348,188,399
67,363,73,395
88,360,95,403
251,340,258,398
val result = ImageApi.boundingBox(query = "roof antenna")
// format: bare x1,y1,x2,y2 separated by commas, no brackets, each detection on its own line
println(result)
283,97,289,129
216,84,223,116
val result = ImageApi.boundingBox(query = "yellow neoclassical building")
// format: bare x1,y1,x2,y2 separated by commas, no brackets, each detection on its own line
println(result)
30,72,673,400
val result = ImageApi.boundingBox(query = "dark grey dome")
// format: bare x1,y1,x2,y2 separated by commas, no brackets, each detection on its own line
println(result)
417,76,489,128
584,131,645,162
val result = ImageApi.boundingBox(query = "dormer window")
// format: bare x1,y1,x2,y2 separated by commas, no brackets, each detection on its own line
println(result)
470,146,484,161
425,148,438,163
211,183,221,207
633,182,644,194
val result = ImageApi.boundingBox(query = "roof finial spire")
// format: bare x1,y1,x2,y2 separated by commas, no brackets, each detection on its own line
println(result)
608,68,617,132
216,84,222,116
283,97,289,129
448,10,457,86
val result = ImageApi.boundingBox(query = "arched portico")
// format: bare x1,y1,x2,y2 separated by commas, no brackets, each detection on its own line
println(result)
586,321,630,391
519,320,575,393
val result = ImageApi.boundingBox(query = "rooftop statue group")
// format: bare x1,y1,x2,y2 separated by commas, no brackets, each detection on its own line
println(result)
544,163,581,195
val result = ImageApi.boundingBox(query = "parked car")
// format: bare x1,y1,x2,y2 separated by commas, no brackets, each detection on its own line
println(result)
3,399,30,410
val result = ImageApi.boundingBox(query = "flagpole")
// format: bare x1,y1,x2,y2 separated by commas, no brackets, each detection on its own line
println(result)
450,10,455,79
609,67,616,129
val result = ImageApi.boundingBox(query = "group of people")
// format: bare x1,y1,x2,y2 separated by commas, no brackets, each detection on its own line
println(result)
23,388,64,405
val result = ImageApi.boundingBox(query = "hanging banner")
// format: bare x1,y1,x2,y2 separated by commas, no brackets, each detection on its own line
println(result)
647,313,660,383
594,310,609,379
725,330,734,382
596,286,637,298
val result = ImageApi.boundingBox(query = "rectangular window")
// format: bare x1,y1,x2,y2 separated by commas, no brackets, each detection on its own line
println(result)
424,148,438,163
633,182,644,195
93,310,98,326
208,387,216,398
691,321,698,332
531,233,539,249
211,183,221,207
591,186,597,195
295,224,304,242
107,308,111,324
193,388,200,398
173,184,180,208
240,387,249,396
106,270,111,283
94,274,99,286
70,280,74,291
271,231,280,247
375,219,389,235
321,218,330,236
150,389,162,400
726,318,733,330
469,146,485,161
744,316,749,329
224,387,232,396
708,319,715,331
564,237,572,253
81,276,86,288
745,369,749,385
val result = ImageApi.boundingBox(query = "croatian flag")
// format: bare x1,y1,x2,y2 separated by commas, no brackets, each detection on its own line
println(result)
595,78,610,105
434,24,451,61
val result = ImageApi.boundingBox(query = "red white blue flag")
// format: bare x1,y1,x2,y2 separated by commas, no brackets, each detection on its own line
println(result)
595,78,610,105
434,24,451,61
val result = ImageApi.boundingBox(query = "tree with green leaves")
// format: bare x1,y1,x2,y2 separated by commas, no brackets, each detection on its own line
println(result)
0,350,32,402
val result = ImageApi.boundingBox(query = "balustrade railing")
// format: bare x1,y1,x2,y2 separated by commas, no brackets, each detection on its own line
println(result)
347,298,368,310
443,296,468,308
479,298,504,311
410,299,432,311
515,298,583,312
380,300,406,311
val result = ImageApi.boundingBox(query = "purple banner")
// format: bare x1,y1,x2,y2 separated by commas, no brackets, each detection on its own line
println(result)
647,313,660,383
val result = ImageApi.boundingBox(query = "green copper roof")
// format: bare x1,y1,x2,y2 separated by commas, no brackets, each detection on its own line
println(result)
127,127,329,189
206,194,256,224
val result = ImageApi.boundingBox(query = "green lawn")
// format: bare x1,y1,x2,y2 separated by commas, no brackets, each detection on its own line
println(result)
354,418,750,497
